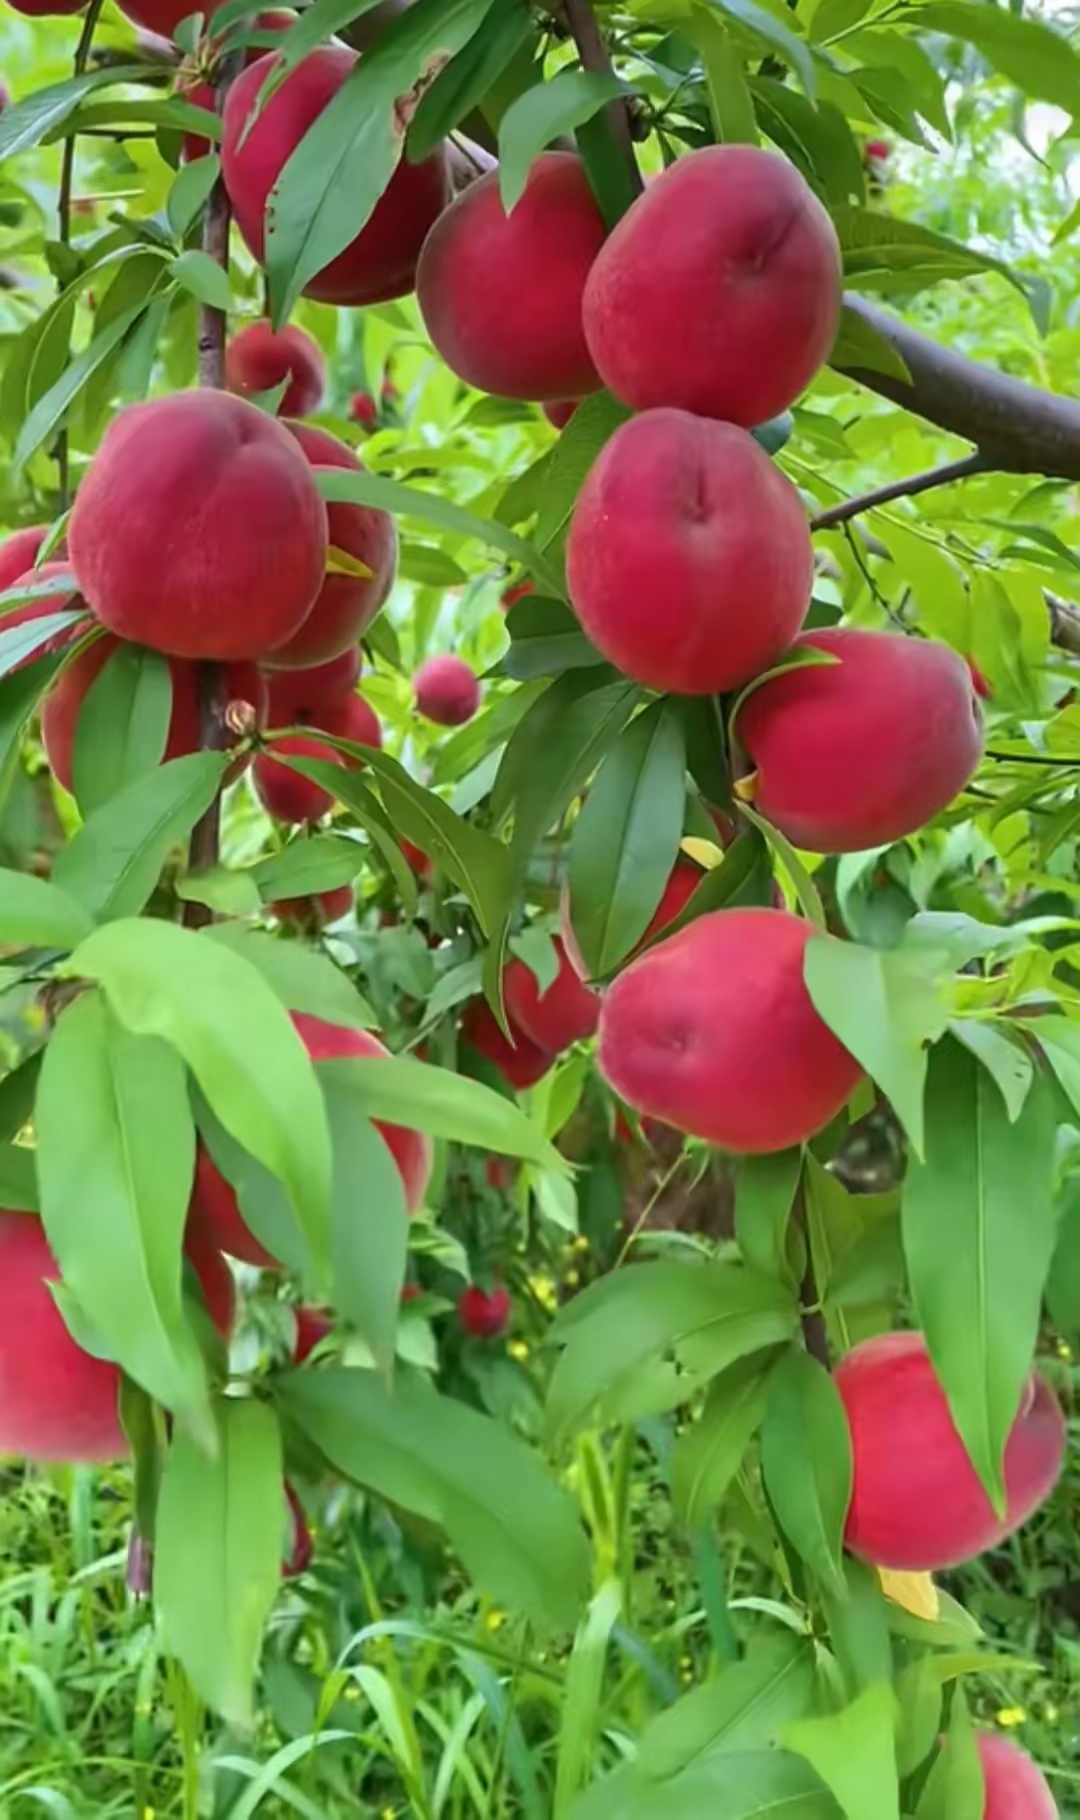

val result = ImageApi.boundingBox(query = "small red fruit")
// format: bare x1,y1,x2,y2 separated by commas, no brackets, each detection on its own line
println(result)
350,391,378,427
459,1285,511,1340
503,936,599,1052
413,653,481,726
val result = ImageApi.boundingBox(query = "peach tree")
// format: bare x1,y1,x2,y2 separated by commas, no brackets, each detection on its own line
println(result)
0,0,1077,1815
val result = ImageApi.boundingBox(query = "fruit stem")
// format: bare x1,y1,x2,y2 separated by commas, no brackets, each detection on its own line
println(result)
560,0,644,201
794,1179,830,1369
184,51,243,928
809,452,987,532
56,0,106,510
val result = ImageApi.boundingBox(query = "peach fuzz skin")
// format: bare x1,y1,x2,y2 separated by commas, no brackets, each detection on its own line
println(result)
598,908,864,1154
583,144,842,428
222,48,449,307
226,321,325,420
195,1013,433,1268
976,1733,1058,1819
503,937,599,1053
567,409,813,697
416,154,606,402
264,423,397,670
736,627,984,853
836,1331,1065,1572
68,391,328,663
413,654,481,727
0,1209,232,1463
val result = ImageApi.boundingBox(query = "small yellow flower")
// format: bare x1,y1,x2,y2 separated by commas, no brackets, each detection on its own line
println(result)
345,1683,360,1701
1045,1704,1059,1723
996,1707,1027,1728
528,1273,558,1310
1057,1340,1073,1361
572,1235,590,1254
485,1609,506,1633
508,1339,530,1362
564,1269,580,1288
382,1807,396,1820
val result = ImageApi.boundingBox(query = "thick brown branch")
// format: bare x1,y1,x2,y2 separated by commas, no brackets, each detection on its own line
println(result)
810,454,987,532
835,294,1080,484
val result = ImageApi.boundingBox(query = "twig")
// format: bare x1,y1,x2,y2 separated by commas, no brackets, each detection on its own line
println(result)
835,293,1080,484
1046,592,1080,657
55,0,105,510
793,1179,829,1369
809,453,987,532
184,52,243,928
561,0,644,200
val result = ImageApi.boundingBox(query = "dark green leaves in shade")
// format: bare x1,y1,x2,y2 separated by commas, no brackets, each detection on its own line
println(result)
409,0,533,165
61,918,333,1276
37,993,210,1437
71,644,173,816
155,1397,284,1727
734,1148,802,1286
323,1078,408,1374
547,1262,798,1439
568,699,686,978
760,1348,852,1595
278,1365,590,1628
494,670,640,872
671,1351,778,1528
902,1035,1058,1511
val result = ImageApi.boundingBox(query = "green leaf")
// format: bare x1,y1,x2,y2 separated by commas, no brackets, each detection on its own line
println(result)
265,0,497,320
568,1749,841,1820
0,1143,38,1213
829,303,911,383
0,651,69,814
195,1097,308,1277
533,391,633,552
0,1053,42,1143
834,205,1036,318
170,249,234,313
760,1348,852,1594
0,869,93,951
554,1580,624,1819
736,801,825,928
671,1351,779,1528
314,465,564,598
72,645,173,816
804,934,950,1157
54,751,230,923
323,1078,408,1374
703,0,816,100
167,154,221,239
155,1398,284,1727
784,1684,899,1820
205,923,377,1031
0,65,153,162
62,919,333,1276
638,1634,818,1780
689,6,760,144
498,69,632,211
37,994,210,1435
252,834,366,902
277,1365,591,1628
497,671,640,869
408,0,533,164
902,1035,1058,1511
319,1052,564,1171
0,610,85,680
734,1149,802,1286
504,595,605,680
949,1019,1033,1123
548,1262,798,1438
14,303,153,474
1024,1015,1080,1126
821,1558,893,1702
1047,1182,1080,1340
568,700,687,977
915,1691,984,1820
918,1,1080,114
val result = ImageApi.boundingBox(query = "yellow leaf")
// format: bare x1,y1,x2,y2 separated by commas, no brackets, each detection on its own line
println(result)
679,837,725,870
327,545,374,579
732,770,759,802
878,1568,939,1621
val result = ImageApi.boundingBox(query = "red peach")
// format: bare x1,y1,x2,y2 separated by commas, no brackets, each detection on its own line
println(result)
598,908,863,1153
271,884,354,928
181,13,294,159
350,391,378,427
196,1014,432,1268
568,409,811,695
267,649,361,725
42,637,265,795
416,154,606,401
0,525,48,592
864,139,891,161
501,580,534,611
226,321,326,419
736,628,984,853
183,1209,236,1338
977,1733,1057,1820
413,653,480,726
399,838,433,882
283,1480,314,1576
69,391,328,662
543,399,580,430
460,999,554,1093
264,423,396,669
459,1285,511,1340
583,145,842,428
223,49,450,306
503,936,599,1052
256,689,381,822
837,1332,1065,1572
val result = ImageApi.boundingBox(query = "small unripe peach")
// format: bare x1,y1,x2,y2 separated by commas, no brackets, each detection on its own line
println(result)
736,628,984,853
836,1331,1066,1571
226,321,325,419
583,145,842,427
567,409,812,696
598,908,863,1153
417,154,606,401
413,653,480,726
